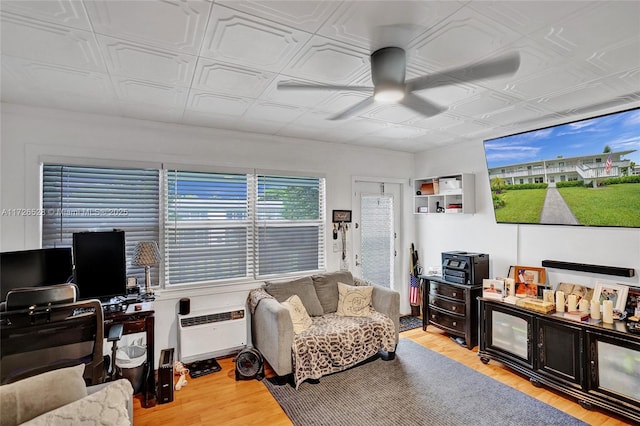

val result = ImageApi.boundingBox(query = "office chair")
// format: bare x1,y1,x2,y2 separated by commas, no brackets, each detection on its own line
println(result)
0,284,121,386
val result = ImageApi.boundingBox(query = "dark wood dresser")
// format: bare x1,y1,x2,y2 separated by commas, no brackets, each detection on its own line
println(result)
420,275,482,350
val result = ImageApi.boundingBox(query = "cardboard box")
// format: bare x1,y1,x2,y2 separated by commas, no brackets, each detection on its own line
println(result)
420,182,435,195
439,178,461,194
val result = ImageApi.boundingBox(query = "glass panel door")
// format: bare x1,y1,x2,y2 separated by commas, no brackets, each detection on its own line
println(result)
360,194,394,287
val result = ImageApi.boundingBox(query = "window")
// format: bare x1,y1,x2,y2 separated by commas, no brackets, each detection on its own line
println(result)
42,164,325,288
42,164,160,284
164,170,251,285
256,174,325,277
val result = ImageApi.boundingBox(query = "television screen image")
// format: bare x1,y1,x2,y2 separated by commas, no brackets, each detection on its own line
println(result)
0,248,73,301
73,230,126,300
483,107,640,228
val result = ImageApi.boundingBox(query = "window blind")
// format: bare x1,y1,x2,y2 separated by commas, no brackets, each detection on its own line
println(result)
256,175,325,277
164,170,251,285
42,165,160,283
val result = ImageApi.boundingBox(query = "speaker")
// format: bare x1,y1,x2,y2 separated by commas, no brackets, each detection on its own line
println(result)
179,298,190,315
158,348,174,404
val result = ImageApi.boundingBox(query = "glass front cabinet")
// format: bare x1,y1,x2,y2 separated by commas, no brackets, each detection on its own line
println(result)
478,298,640,423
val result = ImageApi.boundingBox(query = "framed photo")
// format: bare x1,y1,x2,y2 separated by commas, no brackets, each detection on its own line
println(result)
332,209,352,223
593,282,629,312
515,282,547,298
625,286,640,315
513,265,546,285
556,282,594,304
483,279,505,300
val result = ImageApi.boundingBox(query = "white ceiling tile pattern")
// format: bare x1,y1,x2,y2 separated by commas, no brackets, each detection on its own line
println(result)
1,0,639,153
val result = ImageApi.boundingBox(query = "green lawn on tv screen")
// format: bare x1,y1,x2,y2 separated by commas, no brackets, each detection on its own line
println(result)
494,183,640,227
558,183,640,227
494,188,547,223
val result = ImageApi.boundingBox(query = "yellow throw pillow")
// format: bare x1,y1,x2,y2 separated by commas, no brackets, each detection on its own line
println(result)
282,294,313,334
336,282,374,317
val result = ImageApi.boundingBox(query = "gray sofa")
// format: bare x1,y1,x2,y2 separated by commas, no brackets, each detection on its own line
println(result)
250,271,400,387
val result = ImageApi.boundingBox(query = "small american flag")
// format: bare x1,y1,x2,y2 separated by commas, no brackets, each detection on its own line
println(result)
605,152,612,174
410,274,420,305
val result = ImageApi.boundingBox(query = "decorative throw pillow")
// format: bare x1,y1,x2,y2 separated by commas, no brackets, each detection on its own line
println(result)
282,294,313,334
0,364,87,426
312,271,354,314
264,276,324,316
336,282,374,317
22,379,132,426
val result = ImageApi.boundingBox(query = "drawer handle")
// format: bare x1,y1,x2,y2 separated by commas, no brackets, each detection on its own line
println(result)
452,321,457,326
452,306,456,311
432,314,436,319
452,292,457,297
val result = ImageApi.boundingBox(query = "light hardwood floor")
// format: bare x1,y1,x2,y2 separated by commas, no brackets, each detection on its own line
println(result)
133,326,632,425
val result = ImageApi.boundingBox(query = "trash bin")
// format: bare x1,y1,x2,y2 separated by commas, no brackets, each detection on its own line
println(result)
116,344,146,394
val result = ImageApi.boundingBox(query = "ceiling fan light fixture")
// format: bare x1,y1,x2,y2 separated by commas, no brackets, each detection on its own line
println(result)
374,84,405,103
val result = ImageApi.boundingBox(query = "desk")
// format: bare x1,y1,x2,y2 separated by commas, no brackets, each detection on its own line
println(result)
104,303,156,408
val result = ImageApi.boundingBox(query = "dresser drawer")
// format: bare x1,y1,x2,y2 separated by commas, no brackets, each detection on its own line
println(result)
429,294,465,314
428,310,466,333
429,282,466,301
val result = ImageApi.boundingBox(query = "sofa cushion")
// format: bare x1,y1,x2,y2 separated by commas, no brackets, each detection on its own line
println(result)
22,379,132,426
312,271,354,314
282,295,313,334
336,282,374,317
264,276,324,316
0,364,87,426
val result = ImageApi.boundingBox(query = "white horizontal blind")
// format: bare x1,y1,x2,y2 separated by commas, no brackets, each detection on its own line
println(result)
42,165,160,283
164,170,251,285
256,175,325,277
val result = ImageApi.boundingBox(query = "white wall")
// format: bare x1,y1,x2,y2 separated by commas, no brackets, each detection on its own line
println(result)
0,103,416,364
414,140,640,290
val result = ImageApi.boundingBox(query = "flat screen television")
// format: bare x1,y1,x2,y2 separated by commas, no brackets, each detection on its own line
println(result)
0,248,73,301
73,230,126,300
483,107,640,227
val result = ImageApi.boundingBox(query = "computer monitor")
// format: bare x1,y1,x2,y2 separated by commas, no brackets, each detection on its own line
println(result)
0,248,73,301
72,230,126,301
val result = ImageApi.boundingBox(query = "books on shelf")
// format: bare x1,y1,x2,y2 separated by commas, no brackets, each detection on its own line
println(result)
564,310,590,322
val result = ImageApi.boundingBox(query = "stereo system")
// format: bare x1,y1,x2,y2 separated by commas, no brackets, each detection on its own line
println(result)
442,251,489,285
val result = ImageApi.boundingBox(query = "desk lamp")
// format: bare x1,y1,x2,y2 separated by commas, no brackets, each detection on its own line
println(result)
132,241,161,296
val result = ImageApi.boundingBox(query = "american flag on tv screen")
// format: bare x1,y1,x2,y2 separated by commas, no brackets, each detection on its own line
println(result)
410,274,420,305
605,152,613,174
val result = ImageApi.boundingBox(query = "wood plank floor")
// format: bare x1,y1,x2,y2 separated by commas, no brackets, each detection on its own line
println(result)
133,326,633,425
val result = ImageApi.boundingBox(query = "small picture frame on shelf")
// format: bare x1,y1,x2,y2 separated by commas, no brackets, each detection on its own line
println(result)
483,279,505,300
512,265,547,285
593,282,629,312
624,286,640,316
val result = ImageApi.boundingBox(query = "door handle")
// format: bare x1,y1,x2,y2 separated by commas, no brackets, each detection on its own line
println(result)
355,254,360,267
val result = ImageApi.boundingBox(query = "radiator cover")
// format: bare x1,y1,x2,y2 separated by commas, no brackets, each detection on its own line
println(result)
178,306,246,362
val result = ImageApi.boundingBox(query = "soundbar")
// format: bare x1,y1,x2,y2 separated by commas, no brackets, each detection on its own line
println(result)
541,260,635,277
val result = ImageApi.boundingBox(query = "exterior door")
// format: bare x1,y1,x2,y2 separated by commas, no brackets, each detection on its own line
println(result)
352,181,401,290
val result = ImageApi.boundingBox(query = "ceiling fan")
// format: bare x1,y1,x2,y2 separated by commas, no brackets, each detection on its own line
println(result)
277,47,521,120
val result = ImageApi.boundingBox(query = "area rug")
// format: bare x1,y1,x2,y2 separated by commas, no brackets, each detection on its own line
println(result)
264,339,587,426
399,315,422,332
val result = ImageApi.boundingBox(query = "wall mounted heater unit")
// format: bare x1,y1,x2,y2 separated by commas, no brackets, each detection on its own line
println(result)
178,306,246,363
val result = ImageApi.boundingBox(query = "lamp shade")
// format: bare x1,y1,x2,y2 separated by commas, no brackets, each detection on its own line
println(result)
132,241,161,267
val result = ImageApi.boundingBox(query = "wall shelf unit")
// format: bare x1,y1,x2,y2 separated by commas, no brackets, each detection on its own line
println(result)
413,173,474,215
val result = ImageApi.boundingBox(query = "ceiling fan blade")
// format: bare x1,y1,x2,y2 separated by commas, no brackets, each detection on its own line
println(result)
399,93,446,117
406,52,521,92
329,96,376,120
277,82,373,92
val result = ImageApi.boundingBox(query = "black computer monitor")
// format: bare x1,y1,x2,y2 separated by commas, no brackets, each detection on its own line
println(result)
72,230,126,301
0,248,73,301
